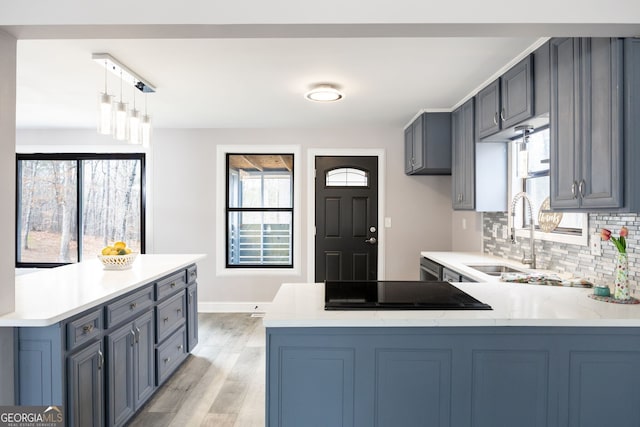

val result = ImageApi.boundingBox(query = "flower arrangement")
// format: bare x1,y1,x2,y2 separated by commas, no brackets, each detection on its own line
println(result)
600,226,628,253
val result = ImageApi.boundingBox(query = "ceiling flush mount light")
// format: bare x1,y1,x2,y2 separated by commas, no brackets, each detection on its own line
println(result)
93,53,156,145
305,84,343,102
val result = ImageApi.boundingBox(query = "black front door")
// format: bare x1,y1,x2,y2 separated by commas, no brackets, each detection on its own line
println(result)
315,156,378,282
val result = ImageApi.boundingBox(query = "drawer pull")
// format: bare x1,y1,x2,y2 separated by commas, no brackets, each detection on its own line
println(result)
178,345,183,350
163,317,169,323
82,324,94,334
130,302,137,310
170,282,176,288
164,357,171,364
190,271,196,277
176,308,182,314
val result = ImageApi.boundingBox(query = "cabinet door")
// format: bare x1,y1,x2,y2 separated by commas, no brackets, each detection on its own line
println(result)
68,340,104,427
107,321,135,427
501,55,534,128
187,284,199,352
404,125,413,174
579,37,623,209
412,115,424,171
476,79,500,139
133,310,155,409
550,37,581,209
452,99,475,210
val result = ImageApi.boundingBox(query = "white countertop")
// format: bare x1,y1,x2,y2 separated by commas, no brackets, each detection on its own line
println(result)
0,254,205,327
263,280,640,328
420,251,563,282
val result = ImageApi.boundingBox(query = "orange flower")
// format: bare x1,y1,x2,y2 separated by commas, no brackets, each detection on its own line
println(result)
620,226,629,237
600,228,612,241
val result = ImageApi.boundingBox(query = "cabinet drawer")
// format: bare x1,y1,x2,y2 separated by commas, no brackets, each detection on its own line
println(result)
66,309,103,351
106,285,154,329
156,326,187,385
187,265,197,284
156,292,186,343
156,271,187,301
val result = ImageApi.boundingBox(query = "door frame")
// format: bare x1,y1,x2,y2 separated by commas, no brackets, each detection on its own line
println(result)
306,148,386,283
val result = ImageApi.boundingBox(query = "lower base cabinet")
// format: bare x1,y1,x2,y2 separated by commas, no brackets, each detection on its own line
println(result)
14,264,199,427
267,326,640,427
107,310,155,427
68,341,104,427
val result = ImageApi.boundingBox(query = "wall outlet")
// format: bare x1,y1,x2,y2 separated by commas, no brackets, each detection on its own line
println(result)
590,234,602,256
384,217,392,228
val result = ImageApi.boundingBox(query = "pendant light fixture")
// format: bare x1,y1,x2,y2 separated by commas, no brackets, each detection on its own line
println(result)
128,86,141,145
97,60,113,135
93,53,156,144
141,94,151,148
113,69,128,141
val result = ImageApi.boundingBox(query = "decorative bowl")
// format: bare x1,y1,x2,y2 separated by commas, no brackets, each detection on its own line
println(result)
98,253,137,270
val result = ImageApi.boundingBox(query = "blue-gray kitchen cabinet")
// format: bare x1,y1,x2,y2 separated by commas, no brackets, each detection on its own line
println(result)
106,309,155,427
187,283,198,352
405,112,452,175
451,98,475,210
68,340,104,427
476,55,534,140
550,37,624,210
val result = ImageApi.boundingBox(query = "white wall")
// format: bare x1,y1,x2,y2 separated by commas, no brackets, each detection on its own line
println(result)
17,127,454,306
0,29,16,405
451,211,483,252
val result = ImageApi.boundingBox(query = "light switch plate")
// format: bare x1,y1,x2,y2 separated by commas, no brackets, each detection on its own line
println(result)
384,217,392,228
501,225,509,240
590,234,602,256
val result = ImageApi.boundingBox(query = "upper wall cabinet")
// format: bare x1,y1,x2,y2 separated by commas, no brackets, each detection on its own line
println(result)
405,112,451,175
476,55,534,140
452,99,475,209
550,37,624,211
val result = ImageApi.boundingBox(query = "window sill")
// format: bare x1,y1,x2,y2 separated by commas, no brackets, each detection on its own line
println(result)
514,228,588,246
216,267,301,277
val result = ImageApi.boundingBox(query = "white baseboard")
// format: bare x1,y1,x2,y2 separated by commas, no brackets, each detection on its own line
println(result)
198,301,272,313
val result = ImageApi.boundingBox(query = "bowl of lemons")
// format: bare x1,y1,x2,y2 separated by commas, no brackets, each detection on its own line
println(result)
98,241,137,270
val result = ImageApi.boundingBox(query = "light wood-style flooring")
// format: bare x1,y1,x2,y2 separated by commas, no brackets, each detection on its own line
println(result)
128,313,265,427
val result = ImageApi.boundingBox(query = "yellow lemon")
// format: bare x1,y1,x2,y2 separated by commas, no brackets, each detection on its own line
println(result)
114,241,127,250
125,248,132,254
101,246,112,255
109,249,119,255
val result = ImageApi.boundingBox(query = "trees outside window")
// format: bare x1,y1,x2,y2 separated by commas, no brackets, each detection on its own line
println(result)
17,154,145,267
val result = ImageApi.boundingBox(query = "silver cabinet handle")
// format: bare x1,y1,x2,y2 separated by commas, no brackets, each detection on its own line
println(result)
135,327,140,344
500,108,506,122
163,317,169,323
170,282,176,288
578,179,586,198
493,112,498,125
164,357,171,364
82,324,94,334
177,345,183,350
130,302,137,310
130,329,136,346
176,308,182,314
364,237,377,244
98,350,104,370
571,181,578,199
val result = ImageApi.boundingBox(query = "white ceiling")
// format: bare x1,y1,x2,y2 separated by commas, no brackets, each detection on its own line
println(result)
17,37,542,129
6,0,640,130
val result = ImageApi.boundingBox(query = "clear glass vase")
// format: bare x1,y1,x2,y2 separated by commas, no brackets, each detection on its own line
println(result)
614,252,630,300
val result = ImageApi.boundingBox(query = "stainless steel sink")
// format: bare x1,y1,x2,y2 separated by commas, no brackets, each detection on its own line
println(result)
466,264,528,276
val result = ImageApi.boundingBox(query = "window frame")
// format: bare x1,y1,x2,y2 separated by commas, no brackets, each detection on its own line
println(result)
225,153,294,269
15,152,146,268
509,127,588,246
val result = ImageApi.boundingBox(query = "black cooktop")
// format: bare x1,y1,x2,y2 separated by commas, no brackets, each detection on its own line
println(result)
324,280,492,311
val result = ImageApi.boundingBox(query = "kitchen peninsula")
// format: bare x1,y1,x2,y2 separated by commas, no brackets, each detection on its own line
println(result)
264,281,640,427
1,254,204,427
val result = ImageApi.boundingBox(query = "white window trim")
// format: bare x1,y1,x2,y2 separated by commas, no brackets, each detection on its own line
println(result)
216,144,301,277
306,148,386,283
508,143,589,247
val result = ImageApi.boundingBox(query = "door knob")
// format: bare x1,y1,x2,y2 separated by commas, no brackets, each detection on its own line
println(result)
364,237,377,244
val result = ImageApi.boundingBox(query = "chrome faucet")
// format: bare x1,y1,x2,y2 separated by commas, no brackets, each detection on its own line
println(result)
510,191,536,269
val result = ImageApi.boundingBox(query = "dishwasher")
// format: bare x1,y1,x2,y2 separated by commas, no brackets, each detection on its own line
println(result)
419,257,442,281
